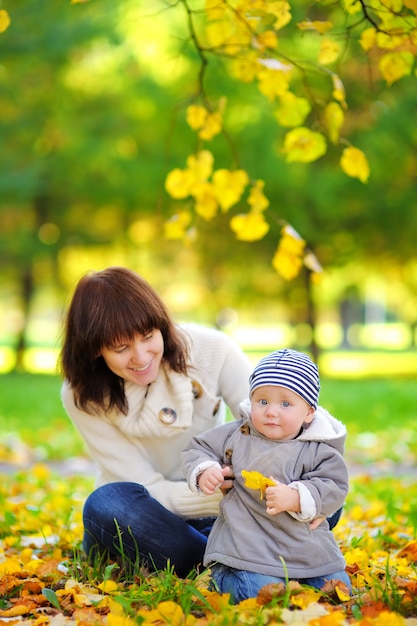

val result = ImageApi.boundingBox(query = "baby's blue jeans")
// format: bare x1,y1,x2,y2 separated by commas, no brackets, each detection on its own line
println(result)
210,563,352,604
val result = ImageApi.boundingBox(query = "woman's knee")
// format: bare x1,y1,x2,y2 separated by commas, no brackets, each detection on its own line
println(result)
83,482,148,527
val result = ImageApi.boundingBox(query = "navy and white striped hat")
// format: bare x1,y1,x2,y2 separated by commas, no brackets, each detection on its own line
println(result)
249,349,320,409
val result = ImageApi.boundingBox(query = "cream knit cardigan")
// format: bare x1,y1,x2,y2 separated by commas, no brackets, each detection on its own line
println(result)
62,323,252,519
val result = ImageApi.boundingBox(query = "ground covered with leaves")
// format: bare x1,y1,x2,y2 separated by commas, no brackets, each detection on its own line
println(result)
0,465,416,626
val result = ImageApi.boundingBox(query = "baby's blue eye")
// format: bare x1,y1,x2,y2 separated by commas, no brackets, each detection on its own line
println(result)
282,401,290,407
260,399,268,406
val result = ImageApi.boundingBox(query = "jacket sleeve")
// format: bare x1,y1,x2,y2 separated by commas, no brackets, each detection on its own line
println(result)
182,422,238,491
291,444,349,519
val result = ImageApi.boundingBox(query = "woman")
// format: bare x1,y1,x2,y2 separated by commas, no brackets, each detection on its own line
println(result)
60,266,252,577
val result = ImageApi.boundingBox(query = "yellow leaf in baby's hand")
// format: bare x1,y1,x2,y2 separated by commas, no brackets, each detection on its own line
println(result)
242,470,275,499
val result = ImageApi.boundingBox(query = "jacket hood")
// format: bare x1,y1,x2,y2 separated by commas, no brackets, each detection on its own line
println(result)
238,398,346,455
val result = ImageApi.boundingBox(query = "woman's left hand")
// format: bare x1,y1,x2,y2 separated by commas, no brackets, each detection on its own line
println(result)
220,465,234,495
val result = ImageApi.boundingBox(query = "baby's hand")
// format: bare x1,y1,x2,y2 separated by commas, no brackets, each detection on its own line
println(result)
198,466,225,495
265,479,300,516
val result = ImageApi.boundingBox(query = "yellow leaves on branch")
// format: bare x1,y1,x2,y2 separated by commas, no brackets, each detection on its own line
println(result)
164,149,255,234
271,225,322,281
272,225,306,281
186,104,223,141
230,211,270,241
379,51,415,85
213,169,249,211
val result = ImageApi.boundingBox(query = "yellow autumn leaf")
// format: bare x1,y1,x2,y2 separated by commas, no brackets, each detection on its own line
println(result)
231,52,259,82
165,168,194,199
230,211,270,241
273,248,305,280
164,212,192,240
272,225,306,280
376,30,404,50
335,584,351,602
186,150,214,183
205,19,234,47
193,182,219,220
257,66,292,100
197,589,232,614
269,1,292,30
342,0,362,14
318,38,340,65
241,469,275,498
280,224,306,254
360,27,377,51
324,101,344,144
282,127,327,163
198,111,223,140
212,168,249,211
237,597,259,609
256,30,278,50
137,601,187,626
297,20,333,34
379,51,414,85
0,556,22,574
0,605,31,617
331,75,347,111
247,180,269,212
275,91,311,127
97,579,118,593
340,146,370,183
0,9,11,33
107,612,137,626
205,0,226,21
186,105,208,130
291,587,322,608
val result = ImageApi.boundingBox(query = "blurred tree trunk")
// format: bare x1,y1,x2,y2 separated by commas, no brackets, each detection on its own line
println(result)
14,265,34,372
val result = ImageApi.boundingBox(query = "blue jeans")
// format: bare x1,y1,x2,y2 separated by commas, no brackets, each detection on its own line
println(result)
82,482,215,578
211,564,352,604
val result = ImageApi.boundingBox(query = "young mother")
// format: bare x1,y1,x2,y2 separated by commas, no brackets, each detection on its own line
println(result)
60,266,253,577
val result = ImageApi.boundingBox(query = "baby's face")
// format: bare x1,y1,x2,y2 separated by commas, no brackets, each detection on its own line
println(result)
250,385,314,441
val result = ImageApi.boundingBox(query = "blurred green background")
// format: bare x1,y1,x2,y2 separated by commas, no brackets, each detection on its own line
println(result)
0,0,416,472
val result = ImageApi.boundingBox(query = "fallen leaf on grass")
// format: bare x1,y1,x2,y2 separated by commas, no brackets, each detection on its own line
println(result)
398,541,417,564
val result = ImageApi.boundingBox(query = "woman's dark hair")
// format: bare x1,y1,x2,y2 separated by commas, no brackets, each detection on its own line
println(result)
60,267,188,415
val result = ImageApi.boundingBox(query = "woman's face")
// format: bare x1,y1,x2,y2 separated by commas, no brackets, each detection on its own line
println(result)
100,329,164,386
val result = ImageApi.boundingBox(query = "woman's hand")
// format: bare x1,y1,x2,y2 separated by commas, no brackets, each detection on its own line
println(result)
220,465,234,495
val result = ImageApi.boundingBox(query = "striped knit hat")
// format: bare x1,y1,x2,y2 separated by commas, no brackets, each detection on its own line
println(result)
249,349,320,409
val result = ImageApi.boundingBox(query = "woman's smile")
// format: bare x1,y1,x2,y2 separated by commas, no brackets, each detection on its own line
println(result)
101,330,164,386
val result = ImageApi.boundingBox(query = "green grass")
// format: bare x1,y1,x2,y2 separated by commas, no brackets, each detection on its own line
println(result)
0,373,85,460
0,373,416,466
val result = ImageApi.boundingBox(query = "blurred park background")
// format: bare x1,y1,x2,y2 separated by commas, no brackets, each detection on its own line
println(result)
0,0,416,472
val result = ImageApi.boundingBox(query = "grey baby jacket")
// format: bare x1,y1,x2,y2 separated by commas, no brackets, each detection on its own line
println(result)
182,400,349,579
